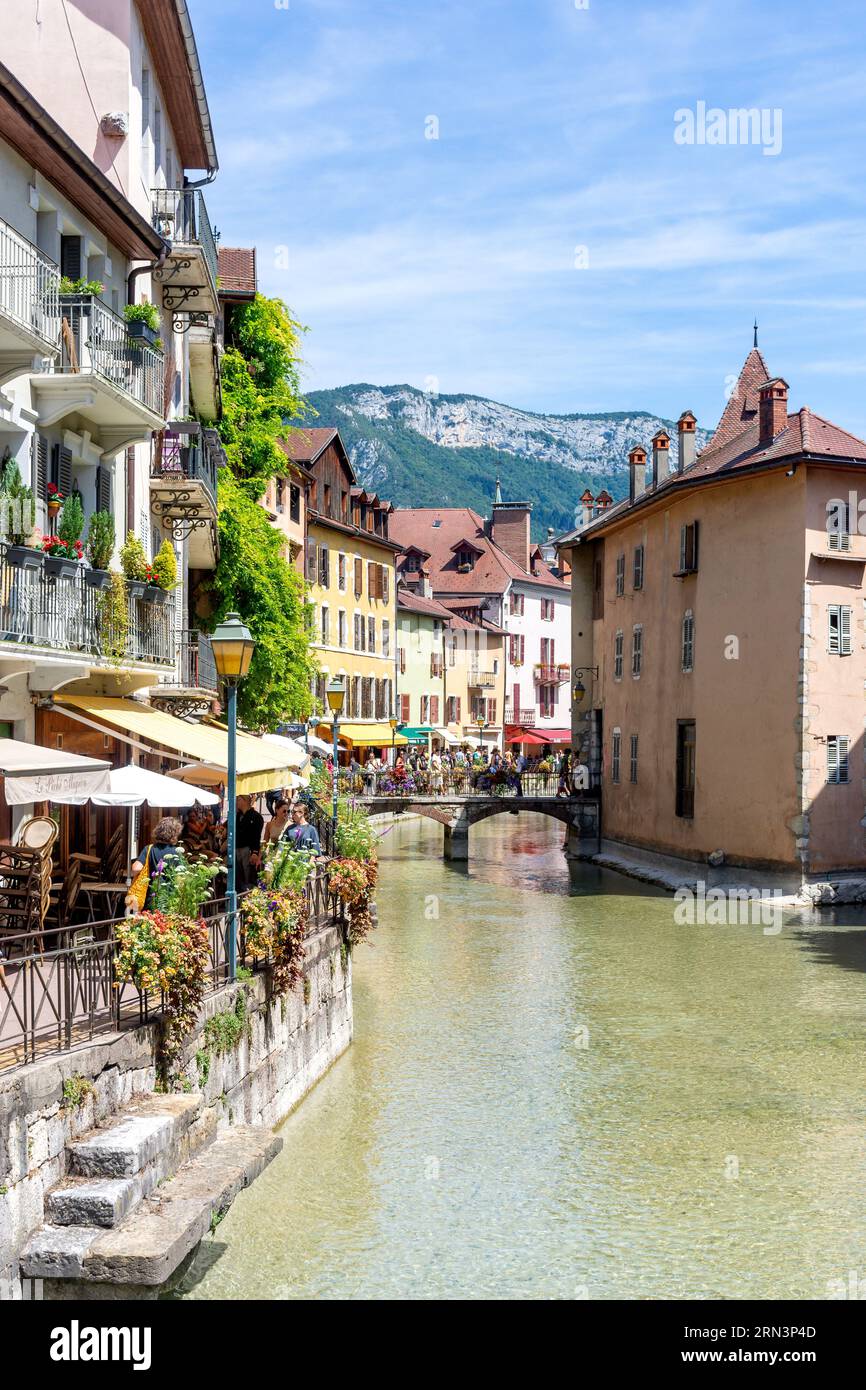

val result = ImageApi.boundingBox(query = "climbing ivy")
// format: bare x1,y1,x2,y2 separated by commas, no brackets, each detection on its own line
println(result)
211,470,315,728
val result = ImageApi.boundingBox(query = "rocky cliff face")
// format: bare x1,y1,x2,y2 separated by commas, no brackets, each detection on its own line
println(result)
301,384,712,537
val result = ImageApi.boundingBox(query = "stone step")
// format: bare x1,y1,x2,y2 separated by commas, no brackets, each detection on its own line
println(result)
67,1094,203,1180
46,1177,137,1229
22,1127,282,1288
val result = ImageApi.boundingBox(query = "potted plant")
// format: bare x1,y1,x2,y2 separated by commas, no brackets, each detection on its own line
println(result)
42,533,84,578
123,301,161,348
120,531,149,601
85,509,115,590
97,570,129,664
47,482,64,520
144,537,178,606
0,459,42,571
59,277,105,315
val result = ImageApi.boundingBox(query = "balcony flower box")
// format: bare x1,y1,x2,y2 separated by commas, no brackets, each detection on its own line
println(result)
84,566,113,591
42,534,83,579
127,578,146,602
45,554,79,579
125,318,160,348
6,545,44,573
142,583,172,606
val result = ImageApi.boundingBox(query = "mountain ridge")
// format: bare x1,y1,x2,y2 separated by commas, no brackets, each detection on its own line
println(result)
301,384,712,539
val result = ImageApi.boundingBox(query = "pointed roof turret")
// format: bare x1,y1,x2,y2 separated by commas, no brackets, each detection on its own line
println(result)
705,344,771,453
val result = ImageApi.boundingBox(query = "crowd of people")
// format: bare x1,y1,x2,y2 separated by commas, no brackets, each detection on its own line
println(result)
129,791,323,909
323,744,586,798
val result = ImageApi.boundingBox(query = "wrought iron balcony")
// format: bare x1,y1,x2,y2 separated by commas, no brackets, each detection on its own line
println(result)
0,544,174,668
151,188,219,316
153,630,218,715
505,706,535,726
0,217,59,353
534,663,570,683
32,293,164,430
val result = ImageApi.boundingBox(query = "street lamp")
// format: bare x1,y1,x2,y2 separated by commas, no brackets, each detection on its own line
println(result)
572,666,599,705
326,676,346,828
476,714,486,756
211,611,256,982
389,715,398,766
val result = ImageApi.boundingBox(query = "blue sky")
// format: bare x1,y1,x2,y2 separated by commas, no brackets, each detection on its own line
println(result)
190,0,866,435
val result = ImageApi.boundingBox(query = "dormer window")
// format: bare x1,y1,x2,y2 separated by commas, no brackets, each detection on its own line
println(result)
405,554,420,573
457,549,475,571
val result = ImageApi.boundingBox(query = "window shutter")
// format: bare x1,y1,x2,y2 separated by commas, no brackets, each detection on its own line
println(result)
33,433,48,504
456,696,461,722
354,557,363,594
680,524,687,571
382,565,390,603
57,446,73,501
841,606,852,655
60,235,81,281
95,464,111,515
306,539,317,583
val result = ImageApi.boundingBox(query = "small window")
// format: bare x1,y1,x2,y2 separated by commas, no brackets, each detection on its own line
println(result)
629,734,638,784
632,624,643,678
827,735,850,784
633,544,644,590
676,720,696,817
611,729,621,784
614,630,624,681
678,521,700,575
828,605,852,655
615,552,625,597
320,607,329,645
682,610,695,671
828,502,851,551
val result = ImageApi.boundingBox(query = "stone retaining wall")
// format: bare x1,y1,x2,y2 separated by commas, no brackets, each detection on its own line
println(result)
0,923,351,1299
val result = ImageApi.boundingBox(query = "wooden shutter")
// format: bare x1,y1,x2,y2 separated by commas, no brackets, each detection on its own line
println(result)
57,447,73,501
95,464,111,515
60,235,81,280
841,606,852,654
354,557,363,595
305,538,317,583
400,693,410,722
431,696,439,724
33,433,48,504
382,565,390,603
456,696,461,723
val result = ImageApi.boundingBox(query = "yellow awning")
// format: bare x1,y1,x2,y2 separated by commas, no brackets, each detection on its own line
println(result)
55,696,294,795
315,721,408,748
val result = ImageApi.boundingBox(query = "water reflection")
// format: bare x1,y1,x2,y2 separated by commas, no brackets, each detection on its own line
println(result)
179,813,866,1301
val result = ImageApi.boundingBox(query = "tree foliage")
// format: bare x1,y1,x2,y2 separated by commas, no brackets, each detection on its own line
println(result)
208,293,316,728
212,470,315,728
219,295,307,493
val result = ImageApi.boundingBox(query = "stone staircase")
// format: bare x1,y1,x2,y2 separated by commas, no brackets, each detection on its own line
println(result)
21,1092,281,1294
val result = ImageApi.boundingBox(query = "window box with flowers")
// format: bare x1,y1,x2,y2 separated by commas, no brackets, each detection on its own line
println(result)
120,531,149,601
42,493,84,578
142,537,178,606
47,483,63,519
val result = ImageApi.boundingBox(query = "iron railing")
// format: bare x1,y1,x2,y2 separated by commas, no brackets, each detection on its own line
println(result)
59,294,163,416
504,706,535,726
534,663,570,683
0,872,343,1072
153,427,218,501
157,629,217,693
468,666,496,687
0,217,59,348
151,187,218,292
0,544,174,666
328,768,579,799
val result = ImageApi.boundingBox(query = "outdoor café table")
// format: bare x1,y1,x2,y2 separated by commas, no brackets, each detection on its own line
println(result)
80,881,128,926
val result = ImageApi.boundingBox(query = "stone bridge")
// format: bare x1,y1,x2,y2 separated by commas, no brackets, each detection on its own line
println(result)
360,793,601,860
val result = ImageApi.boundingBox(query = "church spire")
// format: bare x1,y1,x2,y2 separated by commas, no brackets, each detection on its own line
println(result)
753,319,759,349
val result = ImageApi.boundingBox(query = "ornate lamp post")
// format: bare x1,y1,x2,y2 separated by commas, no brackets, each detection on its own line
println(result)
326,676,346,829
211,612,255,982
389,715,398,767
476,714,486,756
572,667,599,705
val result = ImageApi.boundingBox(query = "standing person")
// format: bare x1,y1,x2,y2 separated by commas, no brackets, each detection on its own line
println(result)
263,795,292,847
514,749,527,796
557,750,572,798
236,794,264,888
128,818,184,912
430,749,443,795
285,803,322,855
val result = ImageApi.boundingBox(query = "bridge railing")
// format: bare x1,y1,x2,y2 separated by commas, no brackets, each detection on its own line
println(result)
332,769,582,799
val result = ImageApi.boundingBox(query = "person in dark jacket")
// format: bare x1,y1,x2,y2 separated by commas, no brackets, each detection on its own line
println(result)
236,795,264,887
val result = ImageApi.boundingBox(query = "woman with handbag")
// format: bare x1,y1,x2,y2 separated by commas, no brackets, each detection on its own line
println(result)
127,817,184,913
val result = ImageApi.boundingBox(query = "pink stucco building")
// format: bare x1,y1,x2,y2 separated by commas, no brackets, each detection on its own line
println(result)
558,344,866,887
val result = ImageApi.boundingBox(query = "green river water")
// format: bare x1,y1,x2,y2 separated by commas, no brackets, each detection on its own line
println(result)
179,813,866,1300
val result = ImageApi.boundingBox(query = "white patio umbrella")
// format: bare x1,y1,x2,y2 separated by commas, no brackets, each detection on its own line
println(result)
304,733,334,756
90,764,220,872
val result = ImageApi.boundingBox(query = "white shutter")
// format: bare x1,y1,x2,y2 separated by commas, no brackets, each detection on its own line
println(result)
841,606,852,654
828,605,840,653
839,735,850,782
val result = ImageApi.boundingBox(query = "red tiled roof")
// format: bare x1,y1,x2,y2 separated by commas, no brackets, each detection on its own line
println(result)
556,348,866,546
397,589,455,620
217,246,257,298
390,508,568,594
278,427,339,465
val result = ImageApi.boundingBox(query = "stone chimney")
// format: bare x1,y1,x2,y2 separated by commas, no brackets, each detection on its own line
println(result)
677,411,697,472
418,571,433,598
628,446,647,503
580,488,594,527
492,500,532,571
759,379,789,446
651,430,670,486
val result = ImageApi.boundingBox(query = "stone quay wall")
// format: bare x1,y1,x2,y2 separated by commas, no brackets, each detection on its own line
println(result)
0,923,352,1298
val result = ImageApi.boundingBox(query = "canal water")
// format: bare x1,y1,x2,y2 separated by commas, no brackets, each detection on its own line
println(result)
179,814,866,1300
